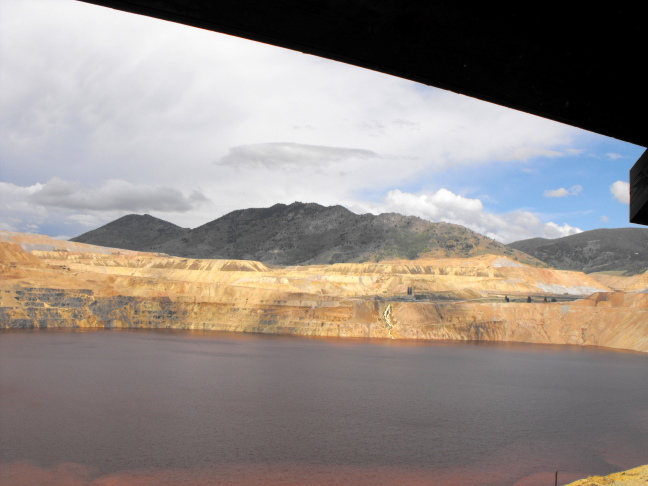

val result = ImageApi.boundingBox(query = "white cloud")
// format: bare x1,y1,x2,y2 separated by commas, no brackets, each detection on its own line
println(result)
543,185,583,198
386,188,483,221
0,1,580,182
542,222,582,239
0,181,48,232
0,0,616,241
606,152,623,160
600,215,609,222
610,181,630,204
0,181,43,198
569,185,583,196
218,143,378,168
544,188,569,198
355,189,582,243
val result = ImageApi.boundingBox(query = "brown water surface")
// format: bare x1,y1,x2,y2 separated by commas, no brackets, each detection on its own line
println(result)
0,329,646,485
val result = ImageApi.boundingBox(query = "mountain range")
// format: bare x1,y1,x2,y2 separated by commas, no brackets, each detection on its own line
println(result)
71,203,648,274
508,228,648,275
71,202,540,266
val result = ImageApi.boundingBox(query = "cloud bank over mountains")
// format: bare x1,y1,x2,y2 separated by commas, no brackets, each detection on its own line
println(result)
1,179,207,213
27,178,209,212
0,178,208,236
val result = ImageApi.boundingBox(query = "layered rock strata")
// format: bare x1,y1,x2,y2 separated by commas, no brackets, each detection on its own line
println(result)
590,271,648,292
1,232,647,353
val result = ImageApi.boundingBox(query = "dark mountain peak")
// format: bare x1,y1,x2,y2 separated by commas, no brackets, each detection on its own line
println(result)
110,213,160,224
283,201,351,215
71,214,189,251
129,203,538,265
208,202,353,226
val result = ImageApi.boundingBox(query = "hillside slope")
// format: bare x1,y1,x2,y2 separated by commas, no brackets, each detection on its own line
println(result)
71,214,189,250
3,231,648,353
72,202,542,266
508,228,648,275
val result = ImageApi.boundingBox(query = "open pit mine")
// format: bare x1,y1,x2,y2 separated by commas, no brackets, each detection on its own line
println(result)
1,231,647,353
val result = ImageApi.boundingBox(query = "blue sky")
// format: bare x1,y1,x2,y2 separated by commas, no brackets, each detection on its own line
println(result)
432,135,642,230
0,0,644,243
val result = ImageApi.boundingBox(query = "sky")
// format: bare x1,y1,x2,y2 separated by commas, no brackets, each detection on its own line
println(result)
0,0,645,243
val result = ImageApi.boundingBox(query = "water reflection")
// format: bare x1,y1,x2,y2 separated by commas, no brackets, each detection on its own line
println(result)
1,329,646,485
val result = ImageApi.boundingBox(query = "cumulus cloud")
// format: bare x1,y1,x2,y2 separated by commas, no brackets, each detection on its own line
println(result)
543,185,583,198
30,177,209,212
0,181,49,232
360,189,582,243
383,189,483,223
218,143,378,168
0,181,43,197
610,180,630,204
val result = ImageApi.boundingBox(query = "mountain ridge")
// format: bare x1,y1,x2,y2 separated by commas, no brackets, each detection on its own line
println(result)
71,202,542,266
508,228,648,275
71,214,190,250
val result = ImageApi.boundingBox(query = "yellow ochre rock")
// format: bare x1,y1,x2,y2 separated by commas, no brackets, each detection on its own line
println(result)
590,271,648,292
566,465,648,486
1,231,647,353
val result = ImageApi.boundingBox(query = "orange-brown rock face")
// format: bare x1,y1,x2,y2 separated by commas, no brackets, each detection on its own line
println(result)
1,231,646,353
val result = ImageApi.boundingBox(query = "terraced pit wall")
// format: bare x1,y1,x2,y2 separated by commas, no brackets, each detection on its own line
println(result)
1,234,647,353
2,285,647,353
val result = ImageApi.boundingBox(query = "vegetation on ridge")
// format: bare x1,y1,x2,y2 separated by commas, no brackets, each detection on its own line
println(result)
508,228,648,275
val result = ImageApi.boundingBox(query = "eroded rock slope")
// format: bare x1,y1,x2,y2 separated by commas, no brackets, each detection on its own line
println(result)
2,231,647,353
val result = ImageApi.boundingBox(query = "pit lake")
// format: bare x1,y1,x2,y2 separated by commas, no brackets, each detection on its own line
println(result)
1,329,647,485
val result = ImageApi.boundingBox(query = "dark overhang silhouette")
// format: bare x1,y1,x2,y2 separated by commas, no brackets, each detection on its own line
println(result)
77,1,648,224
